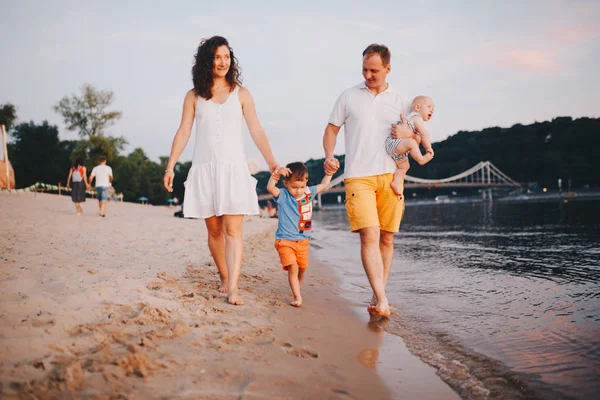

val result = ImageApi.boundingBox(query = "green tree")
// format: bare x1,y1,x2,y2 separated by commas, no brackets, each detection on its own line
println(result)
7,121,71,186
114,148,169,204
0,103,17,131
53,84,122,138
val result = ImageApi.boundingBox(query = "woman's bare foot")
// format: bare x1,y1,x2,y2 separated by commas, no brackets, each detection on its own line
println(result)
370,294,377,306
390,180,404,197
290,297,303,307
227,289,244,305
218,279,228,294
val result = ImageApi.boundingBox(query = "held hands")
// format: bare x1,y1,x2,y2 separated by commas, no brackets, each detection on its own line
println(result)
390,114,413,139
324,157,339,176
163,170,175,193
267,161,280,174
272,167,291,181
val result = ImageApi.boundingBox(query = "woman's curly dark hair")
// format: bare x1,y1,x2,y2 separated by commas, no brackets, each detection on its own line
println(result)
192,36,242,100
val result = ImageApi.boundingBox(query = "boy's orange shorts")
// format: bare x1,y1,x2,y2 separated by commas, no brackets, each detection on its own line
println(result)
274,239,310,270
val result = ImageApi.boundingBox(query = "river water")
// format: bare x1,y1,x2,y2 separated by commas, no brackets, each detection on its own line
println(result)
311,197,600,399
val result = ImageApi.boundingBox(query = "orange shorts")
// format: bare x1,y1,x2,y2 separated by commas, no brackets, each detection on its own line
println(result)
345,173,405,232
274,239,310,270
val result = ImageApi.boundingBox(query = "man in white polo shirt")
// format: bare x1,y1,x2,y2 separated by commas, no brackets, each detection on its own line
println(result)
88,155,113,218
323,44,415,317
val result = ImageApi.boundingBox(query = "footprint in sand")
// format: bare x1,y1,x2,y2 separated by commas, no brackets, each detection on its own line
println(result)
279,342,319,359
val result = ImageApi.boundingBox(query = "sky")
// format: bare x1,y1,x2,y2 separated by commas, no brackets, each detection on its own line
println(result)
1,0,599,170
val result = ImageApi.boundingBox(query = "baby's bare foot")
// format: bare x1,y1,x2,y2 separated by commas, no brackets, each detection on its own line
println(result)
290,298,303,307
390,180,404,196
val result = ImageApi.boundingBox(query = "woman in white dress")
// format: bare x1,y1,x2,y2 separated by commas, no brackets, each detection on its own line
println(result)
163,36,279,305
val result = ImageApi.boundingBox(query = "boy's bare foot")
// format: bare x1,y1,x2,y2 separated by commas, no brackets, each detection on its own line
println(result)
218,280,228,293
390,180,404,197
290,298,302,307
227,290,244,306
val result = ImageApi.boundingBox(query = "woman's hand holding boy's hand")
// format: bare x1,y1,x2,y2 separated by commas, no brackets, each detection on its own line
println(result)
272,167,291,181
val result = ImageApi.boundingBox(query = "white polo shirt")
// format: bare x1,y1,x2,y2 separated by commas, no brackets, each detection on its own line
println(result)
91,164,113,188
329,82,410,179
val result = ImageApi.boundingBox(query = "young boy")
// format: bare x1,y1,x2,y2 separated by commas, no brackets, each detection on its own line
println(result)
267,162,337,307
88,155,113,217
385,95,435,196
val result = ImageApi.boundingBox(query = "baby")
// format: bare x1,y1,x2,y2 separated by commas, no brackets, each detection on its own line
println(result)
385,96,435,196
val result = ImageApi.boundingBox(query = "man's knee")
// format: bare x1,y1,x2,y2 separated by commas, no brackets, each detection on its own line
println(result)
380,231,394,249
359,227,380,247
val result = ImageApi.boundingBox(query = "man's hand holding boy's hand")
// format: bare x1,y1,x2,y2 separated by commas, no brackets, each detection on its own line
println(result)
324,157,339,176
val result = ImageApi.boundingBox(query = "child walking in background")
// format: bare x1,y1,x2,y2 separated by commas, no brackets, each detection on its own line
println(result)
267,162,337,307
385,95,436,196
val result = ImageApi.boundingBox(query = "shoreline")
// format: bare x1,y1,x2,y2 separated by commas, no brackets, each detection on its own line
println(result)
0,193,457,399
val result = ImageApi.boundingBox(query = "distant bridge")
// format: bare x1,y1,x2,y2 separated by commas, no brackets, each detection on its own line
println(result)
258,161,520,204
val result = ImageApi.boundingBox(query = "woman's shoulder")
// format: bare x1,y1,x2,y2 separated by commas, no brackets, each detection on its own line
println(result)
185,89,199,107
237,86,252,102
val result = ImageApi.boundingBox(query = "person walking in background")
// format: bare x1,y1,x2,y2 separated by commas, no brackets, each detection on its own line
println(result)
163,36,279,305
65,157,89,215
88,155,113,218
323,44,415,317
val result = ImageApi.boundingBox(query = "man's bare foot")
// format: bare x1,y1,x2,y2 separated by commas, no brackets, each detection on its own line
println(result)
227,290,244,305
290,298,302,307
218,280,228,294
367,297,391,318
390,180,404,197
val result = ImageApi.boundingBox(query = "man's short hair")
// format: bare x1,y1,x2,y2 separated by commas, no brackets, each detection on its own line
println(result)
362,44,391,66
285,162,308,182
98,155,107,162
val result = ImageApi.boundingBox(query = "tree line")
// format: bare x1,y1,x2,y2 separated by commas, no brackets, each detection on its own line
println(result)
1,85,598,205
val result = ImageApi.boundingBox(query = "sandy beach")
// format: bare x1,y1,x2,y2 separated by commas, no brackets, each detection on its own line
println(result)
0,193,458,399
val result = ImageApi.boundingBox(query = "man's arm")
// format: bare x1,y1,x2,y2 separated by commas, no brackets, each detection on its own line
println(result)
323,123,341,175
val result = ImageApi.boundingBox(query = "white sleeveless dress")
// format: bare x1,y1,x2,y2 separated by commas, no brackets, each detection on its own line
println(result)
183,86,259,218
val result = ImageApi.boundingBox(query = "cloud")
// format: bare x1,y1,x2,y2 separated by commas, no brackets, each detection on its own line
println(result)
496,49,558,72
552,25,598,44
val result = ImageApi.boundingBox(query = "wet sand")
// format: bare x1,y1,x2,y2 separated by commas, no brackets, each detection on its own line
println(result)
0,192,458,399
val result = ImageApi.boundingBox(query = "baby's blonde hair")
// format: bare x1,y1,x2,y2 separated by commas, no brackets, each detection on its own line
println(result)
410,96,432,111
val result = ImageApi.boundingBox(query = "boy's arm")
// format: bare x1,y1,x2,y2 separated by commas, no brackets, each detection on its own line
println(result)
267,169,283,198
267,167,292,198
413,119,433,153
267,175,280,198
316,173,334,194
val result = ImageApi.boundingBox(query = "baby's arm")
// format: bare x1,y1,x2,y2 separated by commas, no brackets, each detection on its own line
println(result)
413,118,433,154
316,173,333,194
